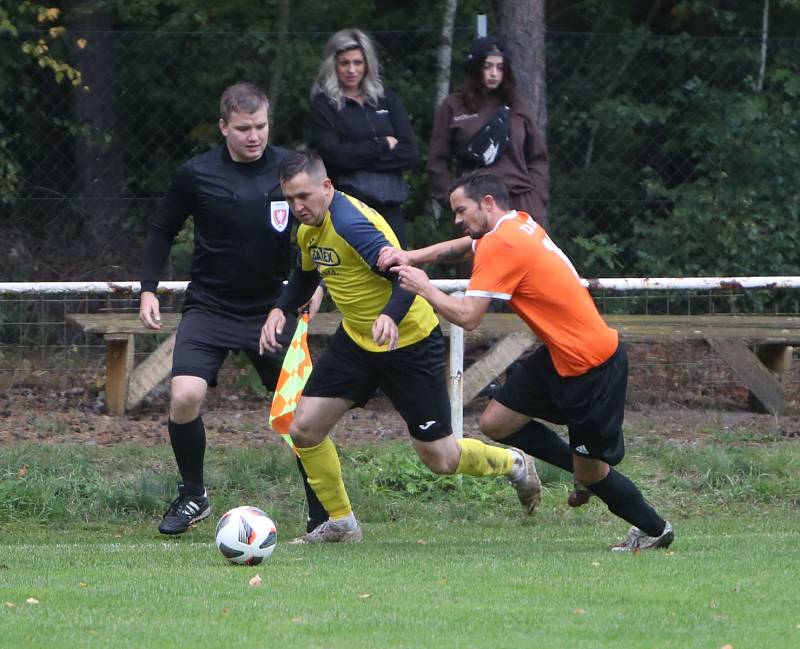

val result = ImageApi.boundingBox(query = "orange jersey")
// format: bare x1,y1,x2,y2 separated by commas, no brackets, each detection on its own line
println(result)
467,211,618,377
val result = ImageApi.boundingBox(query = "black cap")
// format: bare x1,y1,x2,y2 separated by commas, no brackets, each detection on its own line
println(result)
467,36,506,63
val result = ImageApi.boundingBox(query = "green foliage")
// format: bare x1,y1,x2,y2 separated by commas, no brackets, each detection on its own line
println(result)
618,31,800,278
0,122,20,201
0,3,81,203
3,435,800,529
549,14,800,298
654,443,800,509
229,351,268,397
165,217,194,279
4,1,800,287
571,234,622,273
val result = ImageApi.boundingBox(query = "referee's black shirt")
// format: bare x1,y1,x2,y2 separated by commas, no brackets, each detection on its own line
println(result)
140,144,293,316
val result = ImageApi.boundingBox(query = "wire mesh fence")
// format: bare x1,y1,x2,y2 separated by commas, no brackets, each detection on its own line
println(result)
2,26,799,414
3,27,799,281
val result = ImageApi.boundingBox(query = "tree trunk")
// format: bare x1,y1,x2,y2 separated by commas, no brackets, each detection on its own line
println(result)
431,0,458,222
66,0,127,272
755,0,769,93
268,0,291,116
435,0,458,107
500,0,547,141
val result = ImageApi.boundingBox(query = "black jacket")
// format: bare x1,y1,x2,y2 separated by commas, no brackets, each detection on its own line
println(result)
310,89,419,186
140,144,293,315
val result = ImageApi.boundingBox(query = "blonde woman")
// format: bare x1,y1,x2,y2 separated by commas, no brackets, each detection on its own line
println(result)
310,29,419,247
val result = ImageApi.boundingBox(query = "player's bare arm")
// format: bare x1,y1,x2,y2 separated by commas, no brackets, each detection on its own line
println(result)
392,264,490,331
377,236,473,272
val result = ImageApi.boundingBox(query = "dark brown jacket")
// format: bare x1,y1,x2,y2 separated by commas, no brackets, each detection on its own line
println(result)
428,90,549,224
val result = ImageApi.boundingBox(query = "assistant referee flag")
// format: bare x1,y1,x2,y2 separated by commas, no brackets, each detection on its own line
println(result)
268,313,312,452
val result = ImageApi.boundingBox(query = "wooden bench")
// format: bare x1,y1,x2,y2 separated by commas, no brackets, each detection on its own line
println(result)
444,313,797,415
65,312,798,416
65,312,338,415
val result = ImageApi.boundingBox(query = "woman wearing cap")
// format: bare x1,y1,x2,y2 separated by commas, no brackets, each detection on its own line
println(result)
428,36,549,229
310,28,419,247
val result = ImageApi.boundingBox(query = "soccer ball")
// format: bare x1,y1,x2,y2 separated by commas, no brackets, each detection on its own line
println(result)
215,506,277,565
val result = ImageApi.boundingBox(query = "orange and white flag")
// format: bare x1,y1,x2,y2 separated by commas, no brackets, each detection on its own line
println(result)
268,314,313,453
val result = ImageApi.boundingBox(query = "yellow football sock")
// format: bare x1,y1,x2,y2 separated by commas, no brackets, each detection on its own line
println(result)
456,438,515,477
296,437,353,519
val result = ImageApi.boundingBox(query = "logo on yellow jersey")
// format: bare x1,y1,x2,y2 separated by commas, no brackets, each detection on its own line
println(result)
310,246,340,267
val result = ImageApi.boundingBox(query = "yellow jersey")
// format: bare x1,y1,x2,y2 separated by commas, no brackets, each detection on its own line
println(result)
297,191,438,351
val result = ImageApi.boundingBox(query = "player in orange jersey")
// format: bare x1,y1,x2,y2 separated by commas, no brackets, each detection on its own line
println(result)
380,170,673,552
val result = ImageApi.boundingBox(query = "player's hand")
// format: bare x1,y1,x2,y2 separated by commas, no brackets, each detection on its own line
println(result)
377,246,410,271
372,314,399,351
301,285,325,321
260,308,287,354
139,291,162,330
391,264,431,296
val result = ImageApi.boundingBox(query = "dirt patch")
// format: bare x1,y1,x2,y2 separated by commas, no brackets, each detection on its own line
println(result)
1,341,797,447
1,388,796,450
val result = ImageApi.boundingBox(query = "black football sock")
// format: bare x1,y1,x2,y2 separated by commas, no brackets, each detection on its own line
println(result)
498,420,574,472
296,455,329,529
168,416,206,494
586,469,666,537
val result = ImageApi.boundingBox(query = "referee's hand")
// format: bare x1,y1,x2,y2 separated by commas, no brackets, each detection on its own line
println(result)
260,308,286,354
139,291,162,330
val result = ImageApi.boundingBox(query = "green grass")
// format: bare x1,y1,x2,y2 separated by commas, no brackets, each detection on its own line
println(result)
1,439,800,648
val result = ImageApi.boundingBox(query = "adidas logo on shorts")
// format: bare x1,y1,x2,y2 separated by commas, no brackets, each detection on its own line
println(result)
574,445,590,455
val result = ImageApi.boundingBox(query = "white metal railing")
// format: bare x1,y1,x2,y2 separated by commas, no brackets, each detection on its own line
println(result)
4,276,800,295
3,278,800,436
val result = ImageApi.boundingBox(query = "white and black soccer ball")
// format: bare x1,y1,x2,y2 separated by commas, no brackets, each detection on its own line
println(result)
215,506,277,565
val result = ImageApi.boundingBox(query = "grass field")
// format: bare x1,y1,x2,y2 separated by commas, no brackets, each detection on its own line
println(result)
2,436,800,648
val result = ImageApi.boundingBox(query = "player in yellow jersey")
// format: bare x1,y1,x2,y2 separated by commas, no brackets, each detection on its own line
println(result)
259,150,541,543
382,170,673,552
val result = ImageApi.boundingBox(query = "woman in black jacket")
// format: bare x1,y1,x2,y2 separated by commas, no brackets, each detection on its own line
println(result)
310,28,419,247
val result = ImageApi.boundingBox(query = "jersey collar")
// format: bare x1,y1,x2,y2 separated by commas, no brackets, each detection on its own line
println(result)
489,209,519,235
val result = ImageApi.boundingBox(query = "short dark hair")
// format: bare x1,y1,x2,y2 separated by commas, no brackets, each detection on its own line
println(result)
219,82,269,122
449,170,510,210
278,148,328,184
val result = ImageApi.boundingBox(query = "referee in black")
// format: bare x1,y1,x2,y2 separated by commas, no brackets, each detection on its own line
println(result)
139,82,328,535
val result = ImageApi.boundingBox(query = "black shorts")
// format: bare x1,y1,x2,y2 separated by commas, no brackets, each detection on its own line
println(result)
494,343,628,465
303,325,452,442
172,305,295,389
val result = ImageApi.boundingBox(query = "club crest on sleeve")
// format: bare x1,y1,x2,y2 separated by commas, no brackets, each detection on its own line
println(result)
269,200,290,232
